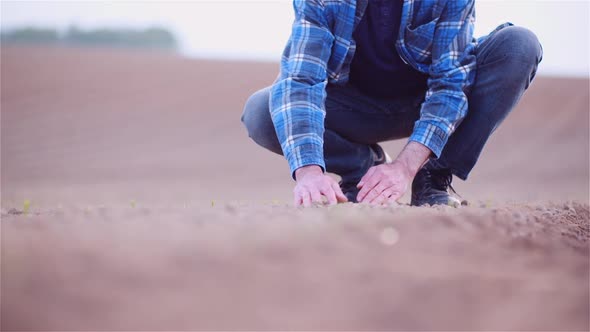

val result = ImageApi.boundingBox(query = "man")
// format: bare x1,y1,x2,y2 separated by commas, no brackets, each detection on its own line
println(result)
242,0,542,207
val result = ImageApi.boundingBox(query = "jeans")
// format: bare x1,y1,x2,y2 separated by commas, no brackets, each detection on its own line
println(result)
241,25,543,183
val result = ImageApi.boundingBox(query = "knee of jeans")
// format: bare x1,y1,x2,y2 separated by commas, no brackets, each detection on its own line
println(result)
247,121,279,151
242,89,267,124
241,88,281,153
242,89,271,136
497,26,543,68
492,26,543,88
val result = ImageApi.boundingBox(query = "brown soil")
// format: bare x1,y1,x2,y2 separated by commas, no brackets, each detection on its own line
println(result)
1,46,589,330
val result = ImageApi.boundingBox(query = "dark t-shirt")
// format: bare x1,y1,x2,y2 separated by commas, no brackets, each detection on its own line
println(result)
349,0,428,98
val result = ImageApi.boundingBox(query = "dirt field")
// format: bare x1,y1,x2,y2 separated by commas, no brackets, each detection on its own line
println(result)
1,46,589,330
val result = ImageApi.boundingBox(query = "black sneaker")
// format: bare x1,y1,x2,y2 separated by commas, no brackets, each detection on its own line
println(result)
411,162,463,207
339,144,391,203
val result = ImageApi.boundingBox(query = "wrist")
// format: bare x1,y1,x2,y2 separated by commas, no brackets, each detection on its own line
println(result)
295,165,323,181
395,157,416,177
396,141,432,176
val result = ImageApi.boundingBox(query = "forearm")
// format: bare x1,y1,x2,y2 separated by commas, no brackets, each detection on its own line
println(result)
411,0,475,158
270,80,327,178
395,141,432,177
271,1,334,179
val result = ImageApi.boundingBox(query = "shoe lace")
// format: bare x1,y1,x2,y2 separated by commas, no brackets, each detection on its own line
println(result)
424,168,458,195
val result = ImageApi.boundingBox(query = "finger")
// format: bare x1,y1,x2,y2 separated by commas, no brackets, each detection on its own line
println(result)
293,192,303,207
357,166,376,188
332,182,348,203
310,189,323,205
369,189,388,205
321,185,337,205
302,191,312,208
364,183,388,204
357,176,380,202
386,191,403,205
373,188,395,205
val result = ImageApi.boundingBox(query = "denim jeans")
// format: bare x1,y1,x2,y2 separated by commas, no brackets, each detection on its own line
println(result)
241,25,543,183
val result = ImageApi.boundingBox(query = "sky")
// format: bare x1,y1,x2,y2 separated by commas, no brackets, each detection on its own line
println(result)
1,0,589,77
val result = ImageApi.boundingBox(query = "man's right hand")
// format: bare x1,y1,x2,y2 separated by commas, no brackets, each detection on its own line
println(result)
294,165,348,207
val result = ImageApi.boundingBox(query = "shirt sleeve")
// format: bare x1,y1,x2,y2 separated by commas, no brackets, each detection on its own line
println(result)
269,0,334,179
409,0,477,158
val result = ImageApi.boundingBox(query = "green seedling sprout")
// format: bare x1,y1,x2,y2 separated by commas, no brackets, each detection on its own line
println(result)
211,200,215,207
130,199,136,208
23,199,31,215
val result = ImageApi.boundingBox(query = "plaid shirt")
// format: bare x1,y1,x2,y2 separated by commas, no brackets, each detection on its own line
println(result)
270,0,478,177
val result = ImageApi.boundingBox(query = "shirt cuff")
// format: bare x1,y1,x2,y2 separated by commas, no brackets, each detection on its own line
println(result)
409,120,449,158
286,143,325,180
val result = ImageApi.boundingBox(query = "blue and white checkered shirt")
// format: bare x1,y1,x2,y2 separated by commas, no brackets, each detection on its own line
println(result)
270,0,481,178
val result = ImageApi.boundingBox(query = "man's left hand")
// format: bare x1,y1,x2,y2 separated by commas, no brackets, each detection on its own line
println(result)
356,160,413,205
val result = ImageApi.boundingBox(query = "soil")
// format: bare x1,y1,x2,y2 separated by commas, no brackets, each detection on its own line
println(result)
1,45,589,330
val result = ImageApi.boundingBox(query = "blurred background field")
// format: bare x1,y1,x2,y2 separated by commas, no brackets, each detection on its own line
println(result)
1,25,177,50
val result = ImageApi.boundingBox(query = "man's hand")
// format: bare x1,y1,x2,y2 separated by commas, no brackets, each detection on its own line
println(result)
357,141,431,205
356,161,412,205
294,165,348,207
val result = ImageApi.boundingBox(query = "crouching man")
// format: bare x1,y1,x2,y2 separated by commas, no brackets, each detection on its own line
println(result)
242,0,542,207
